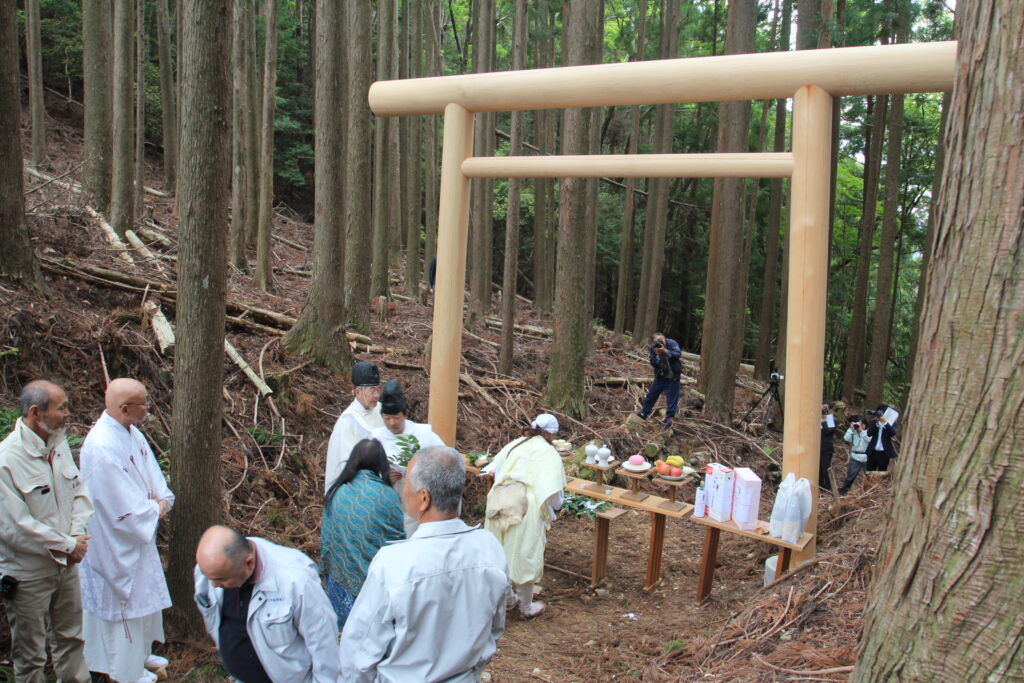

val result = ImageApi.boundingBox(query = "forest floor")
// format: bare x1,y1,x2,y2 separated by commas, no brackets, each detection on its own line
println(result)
0,105,891,681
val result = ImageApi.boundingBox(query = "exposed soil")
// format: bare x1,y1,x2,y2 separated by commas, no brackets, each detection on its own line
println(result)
0,106,890,682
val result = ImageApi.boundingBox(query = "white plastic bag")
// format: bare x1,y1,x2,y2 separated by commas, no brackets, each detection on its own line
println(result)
781,477,812,544
769,473,795,538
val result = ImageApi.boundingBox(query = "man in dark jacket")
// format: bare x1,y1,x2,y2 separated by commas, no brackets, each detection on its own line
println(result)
637,333,683,427
819,402,836,491
865,404,898,471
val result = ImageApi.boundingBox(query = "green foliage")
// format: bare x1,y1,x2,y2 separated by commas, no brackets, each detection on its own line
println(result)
393,434,421,467
562,492,610,519
246,426,284,446
663,638,687,655
0,405,20,441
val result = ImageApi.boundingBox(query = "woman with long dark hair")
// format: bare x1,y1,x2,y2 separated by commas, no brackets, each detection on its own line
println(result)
321,438,404,628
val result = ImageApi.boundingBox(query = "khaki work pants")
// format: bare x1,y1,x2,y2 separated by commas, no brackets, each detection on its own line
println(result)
4,565,90,683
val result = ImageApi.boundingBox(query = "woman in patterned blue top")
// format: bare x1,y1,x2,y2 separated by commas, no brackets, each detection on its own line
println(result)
321,438,405,629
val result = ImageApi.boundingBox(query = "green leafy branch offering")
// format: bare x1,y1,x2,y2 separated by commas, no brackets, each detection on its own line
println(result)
562,492,610,519
394,434,421,467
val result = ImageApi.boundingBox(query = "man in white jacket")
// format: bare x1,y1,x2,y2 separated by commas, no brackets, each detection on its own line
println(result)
78,378,174,683
0,380,93,682
194,525,340,682
324,362,384,492
340,447,508,682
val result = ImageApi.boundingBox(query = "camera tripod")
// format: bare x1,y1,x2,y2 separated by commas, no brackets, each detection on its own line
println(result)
740,363,784,434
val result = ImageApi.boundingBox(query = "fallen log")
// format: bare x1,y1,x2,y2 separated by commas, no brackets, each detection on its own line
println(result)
83,206,134,265
225,340,273,397
125,230,166,273
142,300,175,354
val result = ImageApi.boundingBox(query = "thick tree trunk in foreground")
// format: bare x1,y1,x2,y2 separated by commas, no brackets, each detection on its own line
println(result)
254,0,279,292
420,0,440,294
498,0,528,376
25,0,45,169
343,0,373,332
155,0,177,192
0,0,41,286
854,1,1024,676
166,0,231,639
700,0,755,422
543,0,599,417
282,0,352,375
110,0,135,237
82,0,113,213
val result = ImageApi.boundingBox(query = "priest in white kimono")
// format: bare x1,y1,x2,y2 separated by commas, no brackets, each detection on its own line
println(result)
483,414,566,617
325,362,384,492
79,379,174,683
370,380,446,537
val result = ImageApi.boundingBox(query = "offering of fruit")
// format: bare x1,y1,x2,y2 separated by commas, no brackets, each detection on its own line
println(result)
670,466,683,477
666,455,685,467
655,461,670,475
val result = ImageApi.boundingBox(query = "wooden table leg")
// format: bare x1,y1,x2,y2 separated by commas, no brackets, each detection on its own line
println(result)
591,515,611,588
695,526,721,604
779,547,793,574
643,513,667,591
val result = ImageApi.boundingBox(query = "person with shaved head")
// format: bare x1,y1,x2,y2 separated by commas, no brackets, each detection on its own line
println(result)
194,525,340,682
77,378,174,682
0,380,93,682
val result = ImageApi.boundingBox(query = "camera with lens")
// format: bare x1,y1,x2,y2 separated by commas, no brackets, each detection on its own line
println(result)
0,574,19,599
865,409,880,417
653,341,664,350
849,415,864,430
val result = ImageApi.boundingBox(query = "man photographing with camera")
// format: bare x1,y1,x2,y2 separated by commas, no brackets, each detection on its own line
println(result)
637,332,683,428
840,415,871,494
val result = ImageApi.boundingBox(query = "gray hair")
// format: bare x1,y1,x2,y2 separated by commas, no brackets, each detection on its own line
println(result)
222,527,252,567
408,446,465,514
19,382,52,418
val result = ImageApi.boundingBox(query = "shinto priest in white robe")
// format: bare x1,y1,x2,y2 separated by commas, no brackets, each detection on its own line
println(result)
79,411,174,681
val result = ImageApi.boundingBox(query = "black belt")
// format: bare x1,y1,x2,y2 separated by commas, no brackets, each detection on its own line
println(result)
852,452,867,455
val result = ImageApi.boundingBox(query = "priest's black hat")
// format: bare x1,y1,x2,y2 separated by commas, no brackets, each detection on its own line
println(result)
352,361,380,387
380,380,406,415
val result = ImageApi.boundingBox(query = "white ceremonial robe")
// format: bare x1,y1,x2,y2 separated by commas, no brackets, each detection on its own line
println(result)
369,419,446,467
340,518,508,682
78,411,174,682
325,400,384,492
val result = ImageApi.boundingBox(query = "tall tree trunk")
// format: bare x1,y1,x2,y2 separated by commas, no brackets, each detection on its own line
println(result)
612,0,647,337
633,0,679,341
82,0,113,213
498,0,528,375
582,3,604,348
229,0,249,270
543,0,599,416
385,4,402,273
421,0,440,294
133,0,146,217
0,0,41,286
166,0,231,639
110,0,136,237
25,0,45,169
155,0,177,192
402,0,421,292
902,92,950,414
854,0,1024,676
753,0,791,380
841,94,888,404
343,0,373,331
466,0,496,327
254,0,279,291
370,0,393,298
865,86,905,408
700,0,756,421
243,4,259,249
282,0,352,374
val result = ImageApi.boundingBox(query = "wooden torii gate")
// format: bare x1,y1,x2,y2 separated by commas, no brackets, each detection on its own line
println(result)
369,41,956,559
